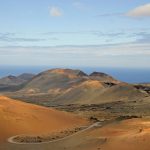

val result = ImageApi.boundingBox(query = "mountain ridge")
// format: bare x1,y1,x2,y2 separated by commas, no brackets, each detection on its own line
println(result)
1,68,148,106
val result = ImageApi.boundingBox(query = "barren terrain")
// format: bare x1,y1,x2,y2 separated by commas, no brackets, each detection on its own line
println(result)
0,69,150,150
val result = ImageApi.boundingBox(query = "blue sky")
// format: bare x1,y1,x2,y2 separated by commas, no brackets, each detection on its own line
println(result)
0,0,150,68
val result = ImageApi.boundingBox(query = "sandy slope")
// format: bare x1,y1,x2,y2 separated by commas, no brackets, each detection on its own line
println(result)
0,96,87,142
1,118,150,150
87,118,150,150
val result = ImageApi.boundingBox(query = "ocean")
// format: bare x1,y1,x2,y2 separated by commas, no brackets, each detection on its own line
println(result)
0,66,150,84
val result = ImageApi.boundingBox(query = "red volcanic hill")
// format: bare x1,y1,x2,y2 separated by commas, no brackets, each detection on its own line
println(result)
1,69,147,105
0,96,87,142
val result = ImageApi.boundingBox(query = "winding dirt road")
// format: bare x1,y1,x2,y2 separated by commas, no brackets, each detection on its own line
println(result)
8,122,102,145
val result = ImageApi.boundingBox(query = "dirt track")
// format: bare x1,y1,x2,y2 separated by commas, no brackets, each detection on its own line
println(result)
1,118,150,150
7,122,101,145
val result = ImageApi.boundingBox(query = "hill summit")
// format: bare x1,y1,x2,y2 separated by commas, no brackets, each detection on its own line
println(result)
2,68,146,106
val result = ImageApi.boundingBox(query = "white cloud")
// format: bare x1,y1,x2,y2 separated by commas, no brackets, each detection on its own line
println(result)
126,3,150,17
50,6,62,17
0,43,150,57
0,43,150,67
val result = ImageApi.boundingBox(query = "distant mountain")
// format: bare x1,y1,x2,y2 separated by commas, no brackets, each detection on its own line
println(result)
18,69,121,94
89,72,120,84
17,73,35,81
19,69,88,94
53,83,145,105
0,75,25,86
3,68,147,106
0,73,35,92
